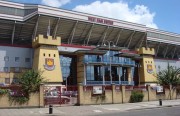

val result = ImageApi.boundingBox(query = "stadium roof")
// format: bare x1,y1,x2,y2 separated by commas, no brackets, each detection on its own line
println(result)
0,1,179,59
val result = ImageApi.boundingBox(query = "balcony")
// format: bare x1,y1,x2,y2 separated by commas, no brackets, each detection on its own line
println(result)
86,81,134,85
84,57,135,66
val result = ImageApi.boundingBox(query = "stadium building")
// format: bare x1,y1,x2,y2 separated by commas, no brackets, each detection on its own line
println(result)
0,1,180,87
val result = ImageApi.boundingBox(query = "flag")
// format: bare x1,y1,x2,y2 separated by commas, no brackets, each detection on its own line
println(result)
47,20,50,36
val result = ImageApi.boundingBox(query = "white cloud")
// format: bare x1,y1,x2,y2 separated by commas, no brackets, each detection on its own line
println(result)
41,0,71,7
73,1,158,28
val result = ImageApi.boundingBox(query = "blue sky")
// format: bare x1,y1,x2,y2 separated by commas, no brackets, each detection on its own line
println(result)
10,0,180,34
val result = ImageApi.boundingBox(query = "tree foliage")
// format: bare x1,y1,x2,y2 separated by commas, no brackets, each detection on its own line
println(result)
130,91,144,103
157,63,180,86
18,70,45,97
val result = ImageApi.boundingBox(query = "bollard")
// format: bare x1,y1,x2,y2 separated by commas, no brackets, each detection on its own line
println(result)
159,99,162,106
49,105,53,114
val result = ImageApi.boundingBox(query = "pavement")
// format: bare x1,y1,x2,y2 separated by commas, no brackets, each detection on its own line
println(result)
0,99,180,116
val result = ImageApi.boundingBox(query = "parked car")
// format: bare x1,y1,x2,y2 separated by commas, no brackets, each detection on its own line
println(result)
62,91,78,97
44,89,70,104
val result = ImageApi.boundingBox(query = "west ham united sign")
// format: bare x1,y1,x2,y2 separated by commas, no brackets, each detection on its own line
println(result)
147,64,153,74
44,58,55,71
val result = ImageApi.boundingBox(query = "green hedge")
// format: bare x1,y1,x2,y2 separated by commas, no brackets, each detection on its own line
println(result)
0,88,8,95
130,91,144,103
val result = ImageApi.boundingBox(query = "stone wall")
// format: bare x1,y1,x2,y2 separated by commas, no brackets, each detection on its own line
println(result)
78,84,178,105
0,85,44,108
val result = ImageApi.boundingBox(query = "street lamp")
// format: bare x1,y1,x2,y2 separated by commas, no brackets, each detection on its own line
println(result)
138,63,142,86
103,40,116,84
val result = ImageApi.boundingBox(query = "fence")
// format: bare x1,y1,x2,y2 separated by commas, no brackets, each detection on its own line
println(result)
78,84,178,105
0,85,44,108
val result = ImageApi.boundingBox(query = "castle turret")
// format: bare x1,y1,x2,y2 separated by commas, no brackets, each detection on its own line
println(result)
136,47,157,85
32,35,63,83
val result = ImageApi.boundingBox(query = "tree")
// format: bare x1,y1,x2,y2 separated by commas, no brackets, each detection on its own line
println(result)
18,69,45,97
156,63,180,86
8,70,45,104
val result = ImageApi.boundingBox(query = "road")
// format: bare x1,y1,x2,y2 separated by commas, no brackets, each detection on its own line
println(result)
91,106,180,116
1,99,180,116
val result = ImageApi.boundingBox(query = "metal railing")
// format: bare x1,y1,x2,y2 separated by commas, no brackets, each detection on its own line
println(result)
86,81,134,85
84,59,135,66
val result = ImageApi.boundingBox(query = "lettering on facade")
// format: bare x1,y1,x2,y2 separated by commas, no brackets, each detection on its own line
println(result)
44,58,55,71
147,64,153,74
88,16,113,25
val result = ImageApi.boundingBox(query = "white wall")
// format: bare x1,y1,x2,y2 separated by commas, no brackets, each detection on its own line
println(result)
0,46,33,71
154,59,180,73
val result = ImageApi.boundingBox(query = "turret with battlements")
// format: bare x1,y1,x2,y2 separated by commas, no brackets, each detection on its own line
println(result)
32,35,63,83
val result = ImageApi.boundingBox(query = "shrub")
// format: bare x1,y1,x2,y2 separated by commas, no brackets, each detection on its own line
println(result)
130,91,144,103
0,88,8,95
9,96,29,105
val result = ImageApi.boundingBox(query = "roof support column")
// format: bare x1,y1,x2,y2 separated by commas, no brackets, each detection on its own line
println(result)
11,21,16,45
172,46,177,59
123,30,135,47
53,18,60,39
145,36,148,48
84,23,94,45
32,15,40,40
127,31,136,48
68,20,78,44
106,28,114,40
163,44,169,58
101,26,109,45
135,33,146,49
115,28,123,46
155,42,161,57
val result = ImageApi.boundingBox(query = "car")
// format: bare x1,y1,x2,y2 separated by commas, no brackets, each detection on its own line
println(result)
44,89,70,105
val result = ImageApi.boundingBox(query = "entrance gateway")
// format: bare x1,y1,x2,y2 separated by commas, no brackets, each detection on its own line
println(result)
32,35,156,106
32,35,78,106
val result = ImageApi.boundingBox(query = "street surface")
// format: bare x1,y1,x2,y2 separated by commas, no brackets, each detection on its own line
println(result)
92,106,180,116
0,99,180,116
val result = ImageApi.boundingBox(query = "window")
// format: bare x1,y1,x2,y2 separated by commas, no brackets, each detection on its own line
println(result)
12,77,19,84
15,57,20,62
4,67,9,72
49,54,51,57
25,58,30,62
86,65,94,80
54,54,56,57
4,56,9,61
5,78,10,84
14,67,20,73
43,53,45,57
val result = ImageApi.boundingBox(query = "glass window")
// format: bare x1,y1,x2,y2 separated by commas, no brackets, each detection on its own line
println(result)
4,56,9,61
25,58,30,62
14,67,20,73
4,67,9,72
5,78,10,84
12,77,19,84
15,57,20,62
86,65,94,80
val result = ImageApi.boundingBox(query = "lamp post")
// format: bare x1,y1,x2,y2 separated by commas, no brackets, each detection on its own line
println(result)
66,76,68,91
104,40,115,84
138,63,141,86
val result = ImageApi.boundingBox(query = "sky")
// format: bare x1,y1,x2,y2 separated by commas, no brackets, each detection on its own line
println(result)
9,0,180,34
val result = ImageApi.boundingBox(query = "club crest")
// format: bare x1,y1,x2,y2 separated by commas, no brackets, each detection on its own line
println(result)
147,64,153,74
44,58,55,71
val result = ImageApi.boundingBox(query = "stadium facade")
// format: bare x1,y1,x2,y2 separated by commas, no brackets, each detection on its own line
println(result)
0,1,180,87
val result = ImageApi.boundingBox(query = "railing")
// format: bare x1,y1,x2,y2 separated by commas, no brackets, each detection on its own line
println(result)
84,59,135,66
86,81,134,85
